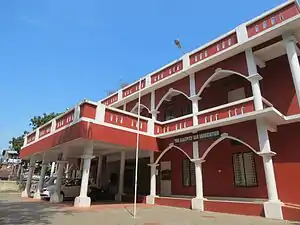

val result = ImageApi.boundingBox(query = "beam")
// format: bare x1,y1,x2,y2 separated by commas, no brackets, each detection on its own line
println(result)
254,55,266,68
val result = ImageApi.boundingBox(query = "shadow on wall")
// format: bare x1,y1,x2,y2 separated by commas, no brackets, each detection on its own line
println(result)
0,195,72,225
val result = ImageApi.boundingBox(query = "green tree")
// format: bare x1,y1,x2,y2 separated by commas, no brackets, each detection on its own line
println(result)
9,112,61,153
8,131,28,153
29,112,61,130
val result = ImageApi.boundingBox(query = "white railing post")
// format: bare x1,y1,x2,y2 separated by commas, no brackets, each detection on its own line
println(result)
73,104,81,122
51,119,57,132
236,24,248,44
95,103,106,123
147,119,155,135
145,75,151,87
182,54,190,71
118,90,123,102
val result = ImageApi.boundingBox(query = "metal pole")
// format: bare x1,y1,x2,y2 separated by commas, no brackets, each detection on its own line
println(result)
133,78,142,218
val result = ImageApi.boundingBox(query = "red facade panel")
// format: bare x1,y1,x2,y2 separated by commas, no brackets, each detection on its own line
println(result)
247,2,300,38
195,53,248,96
151,60,183,84
101,93,118,106
269,122,300,205
39,123,52,138
198,100,255,124
27,132,36,144
56,110,75,130
104,108,148,133
155,76,190,108
190,33,238,65
155,116,193,135
80,103,97,119
259,55,300,116
205,201,264,217
122,79,146,98
20,121,159,158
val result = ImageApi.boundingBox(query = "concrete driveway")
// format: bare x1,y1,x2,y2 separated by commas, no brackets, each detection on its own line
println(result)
0,193,298,225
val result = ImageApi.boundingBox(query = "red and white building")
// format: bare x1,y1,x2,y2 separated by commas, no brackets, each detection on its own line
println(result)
20,0,300,221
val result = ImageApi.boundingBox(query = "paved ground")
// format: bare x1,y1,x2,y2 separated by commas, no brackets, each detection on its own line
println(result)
0,193,298,225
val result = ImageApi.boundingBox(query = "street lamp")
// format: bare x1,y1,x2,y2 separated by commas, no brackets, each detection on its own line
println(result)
174,39,185,54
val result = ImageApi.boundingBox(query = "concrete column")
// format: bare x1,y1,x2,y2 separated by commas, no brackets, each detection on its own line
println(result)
74,155,93,207
189,73,201,125
50,162,56,177
74,142,94,207
283,34,300,106
96,156,103,188
65,163,70,178
33,161,48,199
115,151,125,201
191,141,205,211
146,164,158,204
245,48,264,110
21,157,35,198
50,159,66,203
256,119,282,219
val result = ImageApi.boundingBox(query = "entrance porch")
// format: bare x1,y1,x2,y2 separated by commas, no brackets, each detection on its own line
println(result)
21,137,154,208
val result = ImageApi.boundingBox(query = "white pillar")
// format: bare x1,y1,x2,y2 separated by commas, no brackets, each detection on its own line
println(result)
150,165,156,196
256,119,282,219
115,151,125,201
189,73,200,125
246,49,264,111
50,159,66,203
65,163,70,178
21,157,35,198
74,142,94,207
191,141,205,211
50,162,56,177
283,34,300,106
146,164,158,204
33,161,48,199
96,156,103,188
74,155,93,207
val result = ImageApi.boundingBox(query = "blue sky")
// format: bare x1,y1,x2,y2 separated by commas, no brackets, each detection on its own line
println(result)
0,0,286,149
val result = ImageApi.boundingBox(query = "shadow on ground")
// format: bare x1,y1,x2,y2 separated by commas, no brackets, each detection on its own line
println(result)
0,195,72,225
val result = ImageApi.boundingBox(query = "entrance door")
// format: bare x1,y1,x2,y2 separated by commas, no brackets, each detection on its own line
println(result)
160,161,171,196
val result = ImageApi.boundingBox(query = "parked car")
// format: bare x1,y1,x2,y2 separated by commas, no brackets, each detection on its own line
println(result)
40,178,92,201
30,175,51,194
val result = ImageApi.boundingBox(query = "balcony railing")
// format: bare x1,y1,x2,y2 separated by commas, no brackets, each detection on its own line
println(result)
154,115,194,135
104,107,149,133
198,97,255,125
22,96,274,147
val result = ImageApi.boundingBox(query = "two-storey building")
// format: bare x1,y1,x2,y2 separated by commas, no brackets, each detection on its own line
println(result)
20,0,300,221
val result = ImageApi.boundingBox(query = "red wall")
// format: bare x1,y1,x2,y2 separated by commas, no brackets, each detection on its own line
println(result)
157,94,192,121
80,103,96,119
155,121,267,198
247,2,300,38
259,55,300,116
200,75,252,110
155,120,300,206
155,76,190,108
195,53,248,95
269,122,300,205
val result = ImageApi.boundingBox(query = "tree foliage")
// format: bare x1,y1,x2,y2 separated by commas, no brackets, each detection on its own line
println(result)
106,81,129,96
9,112,61,153
8,131,28,153
29,112,61,130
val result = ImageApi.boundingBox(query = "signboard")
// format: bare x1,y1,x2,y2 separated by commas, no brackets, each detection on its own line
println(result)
174,130,220,144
